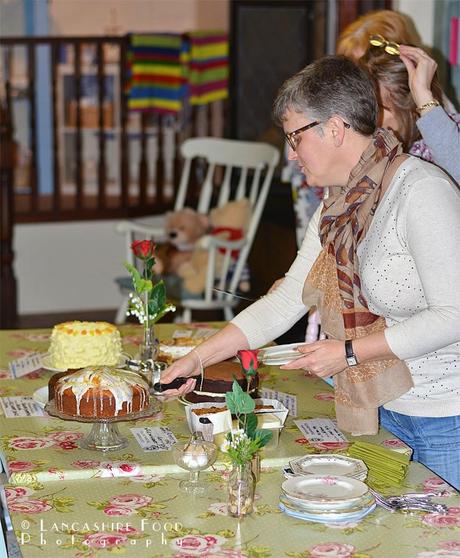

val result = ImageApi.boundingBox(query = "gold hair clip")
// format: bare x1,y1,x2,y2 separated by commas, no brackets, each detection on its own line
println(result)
369,34,400,56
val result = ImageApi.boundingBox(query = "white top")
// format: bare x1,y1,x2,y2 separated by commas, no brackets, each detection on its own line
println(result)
232,157,460,417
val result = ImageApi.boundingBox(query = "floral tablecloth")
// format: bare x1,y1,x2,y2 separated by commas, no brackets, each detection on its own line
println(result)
4,465,460,558
1,325,459,558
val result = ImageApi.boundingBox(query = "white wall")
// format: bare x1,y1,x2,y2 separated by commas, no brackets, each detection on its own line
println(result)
49,0,229,35
393,0,435,46
14,220,126,314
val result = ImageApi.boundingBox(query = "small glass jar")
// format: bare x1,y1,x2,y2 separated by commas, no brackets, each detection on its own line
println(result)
227,462,255,517
138,324,159,362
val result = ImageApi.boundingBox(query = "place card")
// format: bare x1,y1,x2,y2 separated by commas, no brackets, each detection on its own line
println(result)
9,353,42,378
260,388,297,417
172,329,195,339
172,327,217,340
130,426,177,452
294,418,348,443
0,397,45,418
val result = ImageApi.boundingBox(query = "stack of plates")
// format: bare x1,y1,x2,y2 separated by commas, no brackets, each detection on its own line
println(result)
258,343,303,366
289,454,368,481
279,475,376,524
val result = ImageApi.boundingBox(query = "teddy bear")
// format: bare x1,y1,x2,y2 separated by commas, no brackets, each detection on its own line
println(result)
153,207,209,275
176,198,252,295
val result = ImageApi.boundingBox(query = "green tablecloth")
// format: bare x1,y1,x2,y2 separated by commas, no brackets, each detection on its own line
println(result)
1,325,459,558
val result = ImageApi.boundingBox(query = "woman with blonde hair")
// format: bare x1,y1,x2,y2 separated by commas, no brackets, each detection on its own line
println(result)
361,42,460,183
336,9,421,60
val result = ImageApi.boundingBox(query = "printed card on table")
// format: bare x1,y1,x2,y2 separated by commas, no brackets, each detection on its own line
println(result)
294,418,348,443
130,426,177,452
260,388,297,417
172,328,217,341
8,353,42,378
0,397,45,418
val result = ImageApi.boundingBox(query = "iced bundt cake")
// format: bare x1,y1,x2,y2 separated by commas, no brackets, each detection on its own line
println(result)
53,367,150,418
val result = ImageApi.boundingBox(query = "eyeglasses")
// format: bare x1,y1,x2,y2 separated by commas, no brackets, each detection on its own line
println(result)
285,120,351,151
285,121,321,150
369,34,400,56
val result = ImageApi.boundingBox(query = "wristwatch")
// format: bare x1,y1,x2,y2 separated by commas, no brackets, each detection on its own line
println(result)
345,340,358,367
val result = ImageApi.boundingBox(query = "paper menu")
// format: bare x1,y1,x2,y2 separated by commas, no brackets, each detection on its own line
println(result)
294,418,348,443
0,397,45,418
259,388,297,417
8,353,42,378
172,328,217,340
130,426,177,452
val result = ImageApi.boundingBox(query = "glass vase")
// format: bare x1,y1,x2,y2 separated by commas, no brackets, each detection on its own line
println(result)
227,462,255,517
138,324,159,362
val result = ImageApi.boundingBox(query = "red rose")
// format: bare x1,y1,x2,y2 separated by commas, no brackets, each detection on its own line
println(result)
237,350,259,376
131,240,155,260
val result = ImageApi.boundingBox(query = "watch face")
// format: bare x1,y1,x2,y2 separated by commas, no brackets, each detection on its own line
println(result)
347,355,358,366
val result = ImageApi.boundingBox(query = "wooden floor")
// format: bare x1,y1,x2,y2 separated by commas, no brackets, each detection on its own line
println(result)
17,309,120,329
16,307,242,330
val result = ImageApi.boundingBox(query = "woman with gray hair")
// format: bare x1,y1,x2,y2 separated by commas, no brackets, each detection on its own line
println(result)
160,56,460,490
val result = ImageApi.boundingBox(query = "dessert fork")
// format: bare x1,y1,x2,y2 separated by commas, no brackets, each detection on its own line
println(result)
370,488,448,514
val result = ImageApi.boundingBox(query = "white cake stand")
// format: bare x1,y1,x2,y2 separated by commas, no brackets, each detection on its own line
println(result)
45,398,162,452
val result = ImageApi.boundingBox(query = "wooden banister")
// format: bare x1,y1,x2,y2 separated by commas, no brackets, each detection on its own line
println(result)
0,102,18,328
0,34,227,225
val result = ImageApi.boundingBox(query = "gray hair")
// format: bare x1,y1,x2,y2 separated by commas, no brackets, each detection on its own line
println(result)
273,55,378,136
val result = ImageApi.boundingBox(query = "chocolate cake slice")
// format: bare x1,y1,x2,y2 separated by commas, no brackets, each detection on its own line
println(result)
184,360,259,403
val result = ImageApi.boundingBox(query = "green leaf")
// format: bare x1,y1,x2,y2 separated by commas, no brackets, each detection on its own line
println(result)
254,429,273,448
148,280,166,315
149,302,176,324
228,381,255,415
245,413,258,439
145,255,156,278
225,386,238,414
124,262,152,294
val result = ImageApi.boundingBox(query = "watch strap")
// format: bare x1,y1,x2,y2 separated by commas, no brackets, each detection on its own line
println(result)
345,339,358,366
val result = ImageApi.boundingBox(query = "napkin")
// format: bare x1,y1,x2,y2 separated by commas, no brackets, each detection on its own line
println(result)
348,441,410,486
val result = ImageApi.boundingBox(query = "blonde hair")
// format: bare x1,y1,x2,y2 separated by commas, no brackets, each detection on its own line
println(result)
361,47,443,150
337,10,421,60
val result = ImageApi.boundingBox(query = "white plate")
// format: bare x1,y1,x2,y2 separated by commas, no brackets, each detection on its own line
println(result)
282,475,368,503
289,454,367,478
281,491,374,512
279,501,376,524
40,354,67,372
259,343,305,366
32,386,49,407
263,357,304,367
40,354,128,372
280,492,375,514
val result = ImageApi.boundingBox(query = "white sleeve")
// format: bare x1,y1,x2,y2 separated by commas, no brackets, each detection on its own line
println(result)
384,176,460,358
231,204,323,348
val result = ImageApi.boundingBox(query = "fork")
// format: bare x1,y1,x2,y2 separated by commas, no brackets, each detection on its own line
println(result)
370,489,448,514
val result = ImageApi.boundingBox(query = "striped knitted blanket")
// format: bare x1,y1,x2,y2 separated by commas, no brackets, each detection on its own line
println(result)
127,33,189,114
188,31,229,105
127,31,228,113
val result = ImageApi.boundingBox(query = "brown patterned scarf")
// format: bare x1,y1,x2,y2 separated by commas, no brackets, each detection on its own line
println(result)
302,128,413,435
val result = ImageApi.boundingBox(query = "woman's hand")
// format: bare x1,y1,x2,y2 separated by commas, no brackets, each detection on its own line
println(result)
153,352,200,400
399,45,438,109
280,339,347,377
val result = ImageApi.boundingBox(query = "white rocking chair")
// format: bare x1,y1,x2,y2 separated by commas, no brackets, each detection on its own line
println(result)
115,137,280,324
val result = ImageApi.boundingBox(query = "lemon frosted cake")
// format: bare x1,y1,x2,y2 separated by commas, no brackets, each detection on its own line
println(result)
48,321,122,369
54,367,149,418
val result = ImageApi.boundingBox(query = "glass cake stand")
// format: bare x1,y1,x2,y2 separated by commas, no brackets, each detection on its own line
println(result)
45,398,162,452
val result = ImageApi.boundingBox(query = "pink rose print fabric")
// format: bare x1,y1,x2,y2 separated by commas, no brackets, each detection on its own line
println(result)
170,534,228,557
308,543,356,558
